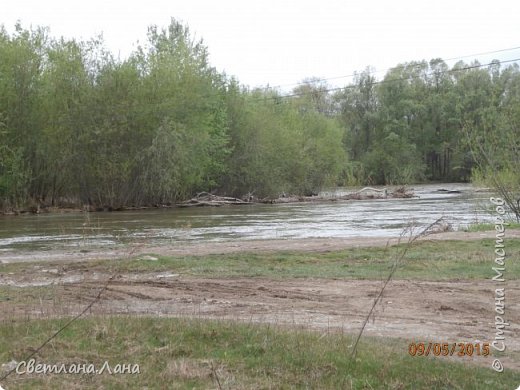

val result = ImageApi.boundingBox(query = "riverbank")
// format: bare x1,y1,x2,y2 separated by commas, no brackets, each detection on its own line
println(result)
0,230,520,389
1,186,416,216
1,233,519,388
2,229,520,264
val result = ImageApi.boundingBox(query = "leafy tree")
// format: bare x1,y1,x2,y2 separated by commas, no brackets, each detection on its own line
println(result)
290,80,346,193
1,20,519,211
464,62,520,220
362,132,424,184
336,69,379,161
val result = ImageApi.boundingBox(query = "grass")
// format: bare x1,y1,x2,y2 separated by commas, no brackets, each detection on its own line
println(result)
7,238,518,325
2,238,520,388
20,238,516,281
0,316,518,389
2,238,520,281
463,222,520,232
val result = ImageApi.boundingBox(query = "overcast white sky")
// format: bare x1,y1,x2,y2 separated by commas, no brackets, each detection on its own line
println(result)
3,0,520,89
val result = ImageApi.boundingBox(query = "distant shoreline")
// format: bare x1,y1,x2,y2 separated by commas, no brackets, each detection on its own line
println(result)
1,186,419,216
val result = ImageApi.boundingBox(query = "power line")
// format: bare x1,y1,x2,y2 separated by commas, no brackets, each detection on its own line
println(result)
257,45,520,92
253,57,520,103
23,49,520,113
101,56,520,110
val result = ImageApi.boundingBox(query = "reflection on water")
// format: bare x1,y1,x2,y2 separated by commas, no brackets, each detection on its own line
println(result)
0,183,495,251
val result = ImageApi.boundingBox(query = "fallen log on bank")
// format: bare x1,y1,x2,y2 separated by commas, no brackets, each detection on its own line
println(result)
343,186,415,199
260,186,415,204
1,187,416,214
177,192,251,207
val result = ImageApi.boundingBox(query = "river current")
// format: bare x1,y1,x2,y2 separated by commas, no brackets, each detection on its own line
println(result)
0,183,496,252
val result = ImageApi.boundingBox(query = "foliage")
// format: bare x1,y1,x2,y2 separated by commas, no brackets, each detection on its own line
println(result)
2,316,518,389
462,62,520,220
0,20,519,209
335,59,520,185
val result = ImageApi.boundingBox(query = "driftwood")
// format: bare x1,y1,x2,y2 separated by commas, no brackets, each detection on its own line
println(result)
178,187,415,207
389,186,415,198
259,195,303,204
260,186,415,204
343,186,412,199
177,192,250,208
337,186,389,200
3,187,417,214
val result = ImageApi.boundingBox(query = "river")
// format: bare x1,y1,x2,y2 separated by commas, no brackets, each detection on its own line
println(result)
0,183,495,252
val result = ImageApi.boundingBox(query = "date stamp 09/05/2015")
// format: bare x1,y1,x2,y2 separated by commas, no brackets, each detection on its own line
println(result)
408,342,490,358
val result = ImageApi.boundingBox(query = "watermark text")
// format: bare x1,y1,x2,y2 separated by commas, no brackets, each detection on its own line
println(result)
490,197,510,373
15,359,140,375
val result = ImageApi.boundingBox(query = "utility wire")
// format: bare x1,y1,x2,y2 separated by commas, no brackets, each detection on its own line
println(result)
257,45,520,92
11,46,519,115
252,57,520,103
89,56,520,111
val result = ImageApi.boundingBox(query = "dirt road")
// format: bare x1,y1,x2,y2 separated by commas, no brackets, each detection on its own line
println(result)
1,230,519,370
1,268,518,370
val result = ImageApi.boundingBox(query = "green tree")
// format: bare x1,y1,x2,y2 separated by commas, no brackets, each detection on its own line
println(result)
464,62,520,220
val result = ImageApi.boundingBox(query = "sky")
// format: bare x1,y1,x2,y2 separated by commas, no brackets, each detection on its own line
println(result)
3,0,520,90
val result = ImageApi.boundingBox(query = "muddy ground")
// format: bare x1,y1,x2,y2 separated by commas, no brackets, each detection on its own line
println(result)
1,230,519,370
3,230,520,264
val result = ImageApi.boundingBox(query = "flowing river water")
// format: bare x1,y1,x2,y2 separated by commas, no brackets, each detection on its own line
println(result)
0,183,496,253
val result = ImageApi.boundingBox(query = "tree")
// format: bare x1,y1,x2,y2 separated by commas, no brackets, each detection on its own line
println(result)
336,68,379,161
2,20,519,211
464,62,520,220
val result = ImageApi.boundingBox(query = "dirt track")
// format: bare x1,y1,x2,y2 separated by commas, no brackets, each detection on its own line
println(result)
1,230,519,370
1,269,519,370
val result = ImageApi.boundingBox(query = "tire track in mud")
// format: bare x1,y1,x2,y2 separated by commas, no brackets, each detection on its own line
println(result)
1,269,519,370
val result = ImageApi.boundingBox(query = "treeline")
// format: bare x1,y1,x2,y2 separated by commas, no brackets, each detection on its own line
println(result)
338,59,520,185
1,20,519,210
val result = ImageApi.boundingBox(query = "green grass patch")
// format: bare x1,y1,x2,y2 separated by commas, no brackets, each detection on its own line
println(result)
4,238,520,281
0,316,517,389
463,222,520,232
106,238,520,280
